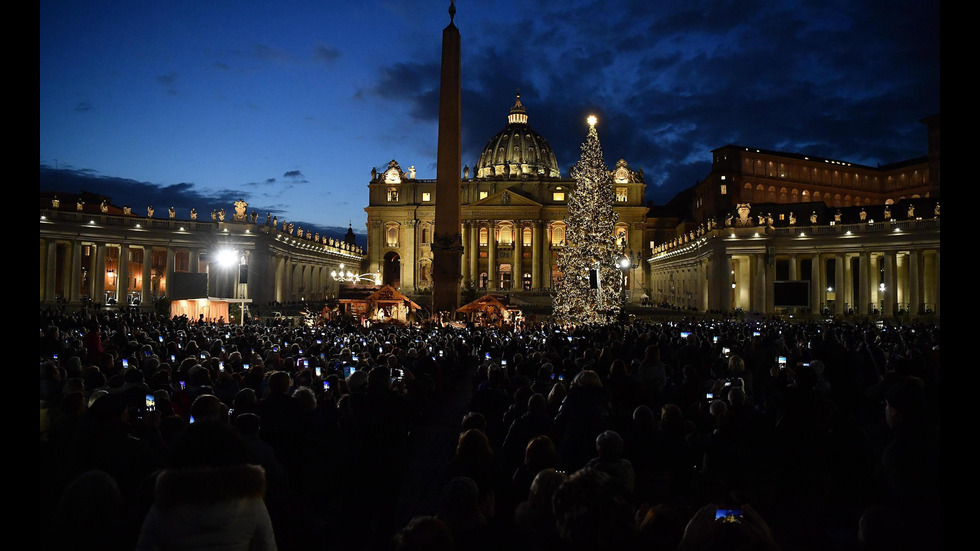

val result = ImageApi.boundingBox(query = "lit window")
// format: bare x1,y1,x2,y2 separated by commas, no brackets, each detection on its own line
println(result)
616,187,628,202
551,225,565,246
553,192,565,201
387,188,399,202
479,191,488,200
422,192,431,202
499,225,513,245
523,227,532,246
720,184,727,195
479,227,488,246
386,225,399,247
720,175,726,180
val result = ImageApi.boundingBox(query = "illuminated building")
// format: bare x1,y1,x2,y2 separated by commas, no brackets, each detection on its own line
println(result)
364,95,649,302
646,115,940,316
39,194,364,315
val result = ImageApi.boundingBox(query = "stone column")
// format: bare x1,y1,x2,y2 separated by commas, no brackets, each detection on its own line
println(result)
531,221,542,290
94,244,106,304
369,221,383,274
834,254,845,315
788,254,798,281
514,221,524,290
70,240,82,304
934,250,940,317
469,221,479,287
882,252,896,316
401,220,417,291
118,245,129,305
44,239,57,303
190,249,200,273
765,252,776,314
753,253,766,313
711,252,731,312
461,222,471,285
166,248,176,298
857,252,870,316
488,222,497,291
810,254,822,315
909,249,921,315
142,247,153,302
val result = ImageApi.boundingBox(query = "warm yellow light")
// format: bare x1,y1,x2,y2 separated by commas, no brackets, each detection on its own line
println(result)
587,115,597,127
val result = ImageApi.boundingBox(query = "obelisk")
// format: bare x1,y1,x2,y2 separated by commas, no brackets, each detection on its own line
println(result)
431,1,462,317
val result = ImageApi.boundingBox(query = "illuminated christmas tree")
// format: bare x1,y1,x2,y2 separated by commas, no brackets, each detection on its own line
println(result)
553,116,623,324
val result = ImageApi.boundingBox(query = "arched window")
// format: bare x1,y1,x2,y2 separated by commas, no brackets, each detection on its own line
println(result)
523,227,532,246
498,224,513,245
551,224,566,246
386,225,399,247
479,272,488,289
479,227,488,246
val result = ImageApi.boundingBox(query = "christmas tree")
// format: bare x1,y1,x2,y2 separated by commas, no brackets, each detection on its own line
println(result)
553,116,623,324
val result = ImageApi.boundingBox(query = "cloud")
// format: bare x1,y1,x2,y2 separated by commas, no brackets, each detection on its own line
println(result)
283,170,303,178
40,164,239,214
73,101,92,112
314,44,340,63
157,72,178,96
212,61,231,71
265,177,276,184
252,43,290,61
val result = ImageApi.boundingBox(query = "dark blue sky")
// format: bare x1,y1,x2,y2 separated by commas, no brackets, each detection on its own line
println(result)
40,0,939,240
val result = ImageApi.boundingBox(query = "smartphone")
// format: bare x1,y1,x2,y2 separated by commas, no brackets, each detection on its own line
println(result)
159,336,164,343
179,381,186,390
485,352,491,360
200,352,206,360
145,394,156,412
722,347,731,357
439,350,444,357
680,331,690,339
170,354,176,362
715,508,743,523
353,355,359,362
219,361,225,372
706,392,714,400
753,331,761,337
315,367,322,377
502,359,508,367
778,356,787,370
323,381,331,391
122,358,129,369
558,374,564,382
713,336,719,344
244,363,250,370
345,366,355,378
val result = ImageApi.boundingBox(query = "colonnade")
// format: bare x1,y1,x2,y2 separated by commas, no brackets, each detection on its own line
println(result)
369,216,647,300
648,221,940,317
40,215,363,308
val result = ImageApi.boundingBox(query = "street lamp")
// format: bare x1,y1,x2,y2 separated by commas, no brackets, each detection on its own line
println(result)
617,249,640,304
216,248,248,325
331,263,382,285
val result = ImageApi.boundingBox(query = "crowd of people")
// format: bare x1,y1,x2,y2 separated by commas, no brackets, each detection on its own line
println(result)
40,307,940,550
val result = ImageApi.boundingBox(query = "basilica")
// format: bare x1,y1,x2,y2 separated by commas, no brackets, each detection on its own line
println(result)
364,95,649,301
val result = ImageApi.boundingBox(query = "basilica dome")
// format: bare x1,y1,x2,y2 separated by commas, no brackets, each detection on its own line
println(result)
475,95,561,179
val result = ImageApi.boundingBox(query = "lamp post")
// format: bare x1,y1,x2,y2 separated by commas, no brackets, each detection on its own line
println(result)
331,263,382,285
216,248,248,325
617,248,640,304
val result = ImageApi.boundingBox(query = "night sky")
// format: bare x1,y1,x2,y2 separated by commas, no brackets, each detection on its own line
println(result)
40,1,939,242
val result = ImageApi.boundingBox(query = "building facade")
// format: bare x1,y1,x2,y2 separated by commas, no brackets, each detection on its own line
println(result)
40,195,365,310
647,115,940,317
364,96,649,301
